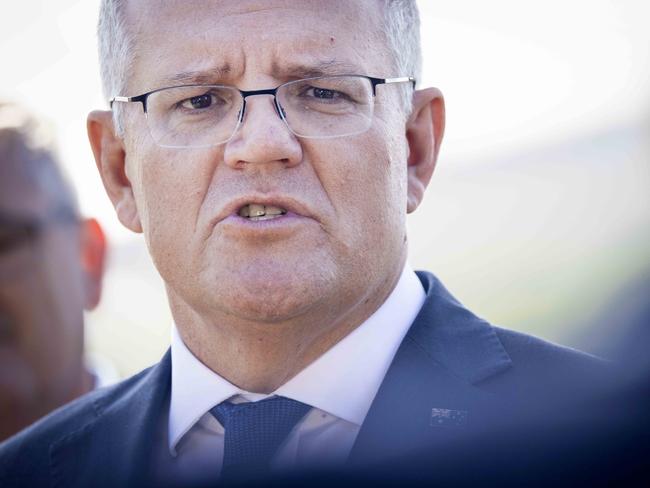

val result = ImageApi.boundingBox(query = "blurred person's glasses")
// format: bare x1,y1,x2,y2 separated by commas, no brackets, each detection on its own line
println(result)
110,75,415,149
0,208,78,256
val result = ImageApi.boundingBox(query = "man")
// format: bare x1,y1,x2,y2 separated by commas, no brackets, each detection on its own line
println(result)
0,102,107,442
0,1,603,486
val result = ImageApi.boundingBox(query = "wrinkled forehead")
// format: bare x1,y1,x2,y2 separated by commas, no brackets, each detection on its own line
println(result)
125,0,389,93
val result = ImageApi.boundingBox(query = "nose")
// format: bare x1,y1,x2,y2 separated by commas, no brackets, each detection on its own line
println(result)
223,95,302,169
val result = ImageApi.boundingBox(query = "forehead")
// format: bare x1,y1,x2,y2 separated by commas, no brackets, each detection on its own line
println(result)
126,0,388,92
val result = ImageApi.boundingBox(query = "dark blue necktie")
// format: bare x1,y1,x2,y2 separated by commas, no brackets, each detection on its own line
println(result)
210,396,311,480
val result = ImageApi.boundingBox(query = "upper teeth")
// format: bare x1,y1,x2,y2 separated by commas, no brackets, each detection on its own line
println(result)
239,204,287,218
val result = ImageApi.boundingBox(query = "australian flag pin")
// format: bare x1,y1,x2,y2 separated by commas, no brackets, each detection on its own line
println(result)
430,408,468,427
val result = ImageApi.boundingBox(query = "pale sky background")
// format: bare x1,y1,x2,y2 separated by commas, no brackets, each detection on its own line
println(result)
1,0,649,375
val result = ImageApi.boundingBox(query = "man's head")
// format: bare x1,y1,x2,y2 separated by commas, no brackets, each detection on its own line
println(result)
88,0,443,374
0,103,106,440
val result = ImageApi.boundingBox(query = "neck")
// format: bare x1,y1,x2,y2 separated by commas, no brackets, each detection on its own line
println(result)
169,261,405,393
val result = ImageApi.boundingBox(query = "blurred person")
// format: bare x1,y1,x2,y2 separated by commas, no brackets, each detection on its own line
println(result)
0,102,107,441
0,1,605,486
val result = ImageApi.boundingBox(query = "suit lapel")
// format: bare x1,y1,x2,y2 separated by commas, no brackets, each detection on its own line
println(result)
349,272,512,464
49,350,172,487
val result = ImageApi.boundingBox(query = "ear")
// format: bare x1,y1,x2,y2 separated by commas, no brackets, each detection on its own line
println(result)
405,87,445,213
79,218,107,310
87,110,142,233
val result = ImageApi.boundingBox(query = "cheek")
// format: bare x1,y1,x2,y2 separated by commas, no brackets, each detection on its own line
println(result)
0,262,78,390
34,237,85,370
131,146,222,280
319,126,407,239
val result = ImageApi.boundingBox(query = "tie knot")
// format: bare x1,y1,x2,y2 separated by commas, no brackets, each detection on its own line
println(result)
210,396,311,480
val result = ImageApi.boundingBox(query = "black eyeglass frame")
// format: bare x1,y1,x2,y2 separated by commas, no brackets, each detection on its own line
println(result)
110,75,416,146
110,75,416,113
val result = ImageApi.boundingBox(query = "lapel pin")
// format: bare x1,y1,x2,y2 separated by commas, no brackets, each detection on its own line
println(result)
430,408,468,427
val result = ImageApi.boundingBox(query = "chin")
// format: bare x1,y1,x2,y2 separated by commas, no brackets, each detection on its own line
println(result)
211,259,335,323
227,297,312,323
217,286,323,324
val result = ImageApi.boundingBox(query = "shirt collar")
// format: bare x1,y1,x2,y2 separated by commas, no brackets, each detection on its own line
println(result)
168,263,425,454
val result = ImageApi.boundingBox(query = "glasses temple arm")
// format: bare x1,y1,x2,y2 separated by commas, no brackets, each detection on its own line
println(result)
109,94,148,112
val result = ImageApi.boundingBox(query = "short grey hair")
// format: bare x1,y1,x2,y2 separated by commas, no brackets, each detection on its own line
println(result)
97,0,133,135
97,0,421,134
382,0,422,111
0,102,78,213
383,0,422,83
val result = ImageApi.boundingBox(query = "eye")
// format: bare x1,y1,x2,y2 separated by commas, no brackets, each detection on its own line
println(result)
181,93,216,110
311,87,338,100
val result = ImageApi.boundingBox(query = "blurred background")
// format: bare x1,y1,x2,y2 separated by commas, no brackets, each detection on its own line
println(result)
1,0,648,378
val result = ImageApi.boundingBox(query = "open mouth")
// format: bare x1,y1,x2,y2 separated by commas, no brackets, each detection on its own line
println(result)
237,204,288,221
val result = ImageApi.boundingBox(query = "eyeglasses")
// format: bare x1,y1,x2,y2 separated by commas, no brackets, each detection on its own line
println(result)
110,75,415,149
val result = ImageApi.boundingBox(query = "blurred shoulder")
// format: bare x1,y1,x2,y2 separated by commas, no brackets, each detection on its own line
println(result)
0,365,154,484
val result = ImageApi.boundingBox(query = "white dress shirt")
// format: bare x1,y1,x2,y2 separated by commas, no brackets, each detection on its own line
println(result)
166,264,425,482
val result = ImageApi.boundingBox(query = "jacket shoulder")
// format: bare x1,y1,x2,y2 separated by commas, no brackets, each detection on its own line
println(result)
493,325,603,367
487,326,608,395
0,365,154,486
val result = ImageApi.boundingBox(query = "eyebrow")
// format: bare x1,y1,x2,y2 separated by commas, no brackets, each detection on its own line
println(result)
160,65,233,87
157,59,363,89
275,59,363,79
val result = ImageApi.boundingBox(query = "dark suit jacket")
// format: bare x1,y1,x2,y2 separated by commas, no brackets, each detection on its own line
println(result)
0,272,603,487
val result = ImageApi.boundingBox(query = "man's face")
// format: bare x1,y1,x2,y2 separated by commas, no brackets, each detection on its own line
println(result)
0,163,85,440
120,0,412,325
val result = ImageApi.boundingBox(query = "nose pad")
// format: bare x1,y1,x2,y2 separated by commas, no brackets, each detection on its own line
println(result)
236,98,286,126
274,101,287,120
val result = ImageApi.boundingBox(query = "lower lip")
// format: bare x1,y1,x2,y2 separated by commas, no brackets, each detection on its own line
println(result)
217,211,314,235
